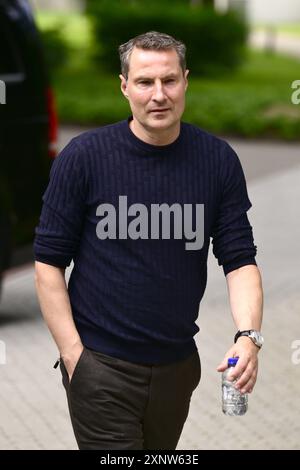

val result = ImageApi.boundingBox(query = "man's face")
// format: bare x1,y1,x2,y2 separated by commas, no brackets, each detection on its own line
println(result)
120,47,189,134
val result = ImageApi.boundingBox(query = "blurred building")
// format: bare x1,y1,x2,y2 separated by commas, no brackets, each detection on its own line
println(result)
29,0,85,12
215,0,300,24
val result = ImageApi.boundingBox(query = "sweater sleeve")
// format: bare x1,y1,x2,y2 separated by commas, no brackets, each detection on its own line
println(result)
210,142,257,276
33,138,87,268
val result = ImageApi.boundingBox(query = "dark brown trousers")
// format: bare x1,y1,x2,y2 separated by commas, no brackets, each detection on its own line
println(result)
59,346,201,450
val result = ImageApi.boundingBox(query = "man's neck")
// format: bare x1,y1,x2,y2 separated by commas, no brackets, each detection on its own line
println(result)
129,118,180,146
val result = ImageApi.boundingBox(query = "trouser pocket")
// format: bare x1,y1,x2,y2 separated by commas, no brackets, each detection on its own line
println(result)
58,347,87,390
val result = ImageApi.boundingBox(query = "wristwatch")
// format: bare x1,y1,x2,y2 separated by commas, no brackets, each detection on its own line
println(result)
234,330,264,349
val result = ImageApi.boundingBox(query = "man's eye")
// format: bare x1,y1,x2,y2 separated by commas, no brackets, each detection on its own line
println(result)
165,79,175,83
139,81,151,85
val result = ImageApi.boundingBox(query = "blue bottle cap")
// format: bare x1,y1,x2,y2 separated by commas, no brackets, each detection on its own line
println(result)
228,356,239,367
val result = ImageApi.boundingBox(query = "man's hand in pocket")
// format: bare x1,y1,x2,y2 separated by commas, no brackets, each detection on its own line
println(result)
61,342,84,382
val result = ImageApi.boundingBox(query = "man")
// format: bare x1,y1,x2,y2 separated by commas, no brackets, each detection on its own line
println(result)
34,31,263,450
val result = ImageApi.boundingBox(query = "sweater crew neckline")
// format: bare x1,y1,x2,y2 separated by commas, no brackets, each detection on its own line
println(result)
123,115,185,153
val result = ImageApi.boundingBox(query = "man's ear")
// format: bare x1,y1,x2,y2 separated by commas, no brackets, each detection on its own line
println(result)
119,74,128,98
184,69,189,90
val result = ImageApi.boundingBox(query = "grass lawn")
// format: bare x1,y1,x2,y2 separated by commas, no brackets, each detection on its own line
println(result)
278,23,300,36
36,12,300,140
256,23,300,37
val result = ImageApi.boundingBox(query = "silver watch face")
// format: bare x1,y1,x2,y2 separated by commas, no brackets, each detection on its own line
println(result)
249,331,264,348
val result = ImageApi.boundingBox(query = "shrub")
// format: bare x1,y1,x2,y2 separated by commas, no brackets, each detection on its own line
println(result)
86,0,248,76
38,25,70,74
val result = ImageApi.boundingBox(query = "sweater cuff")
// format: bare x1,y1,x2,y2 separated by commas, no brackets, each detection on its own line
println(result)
33,254,71,269
222,257,257,276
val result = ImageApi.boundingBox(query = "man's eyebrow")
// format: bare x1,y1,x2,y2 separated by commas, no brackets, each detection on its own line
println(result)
134,73,179,81
163,73,179,79
133,76,151,81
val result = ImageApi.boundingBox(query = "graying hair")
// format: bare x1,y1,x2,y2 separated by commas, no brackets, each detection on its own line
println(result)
118,31,186,80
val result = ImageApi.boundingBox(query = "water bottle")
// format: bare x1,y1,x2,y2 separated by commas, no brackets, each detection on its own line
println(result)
222,356,248,416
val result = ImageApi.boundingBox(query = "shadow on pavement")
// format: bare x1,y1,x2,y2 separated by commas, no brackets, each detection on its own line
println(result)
0,311,39,326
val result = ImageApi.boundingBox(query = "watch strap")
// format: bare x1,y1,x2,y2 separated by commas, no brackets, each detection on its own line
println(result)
234,330,253,343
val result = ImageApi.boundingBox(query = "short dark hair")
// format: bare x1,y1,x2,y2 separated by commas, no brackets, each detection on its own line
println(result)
118,31,186,80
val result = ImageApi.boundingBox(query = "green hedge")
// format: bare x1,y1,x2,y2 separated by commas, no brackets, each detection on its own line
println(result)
39,25,70,74
86,1,248,76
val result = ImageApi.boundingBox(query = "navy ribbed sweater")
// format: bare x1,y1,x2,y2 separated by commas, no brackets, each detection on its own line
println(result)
33,116,257,365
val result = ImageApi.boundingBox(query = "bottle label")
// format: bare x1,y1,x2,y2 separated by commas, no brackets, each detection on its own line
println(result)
222,375,248,416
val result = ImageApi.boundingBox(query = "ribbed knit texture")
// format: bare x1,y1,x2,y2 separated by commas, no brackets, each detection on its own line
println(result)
33,116,257,365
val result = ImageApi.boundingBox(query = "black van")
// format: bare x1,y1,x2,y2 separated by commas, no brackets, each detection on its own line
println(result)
0,0,57,288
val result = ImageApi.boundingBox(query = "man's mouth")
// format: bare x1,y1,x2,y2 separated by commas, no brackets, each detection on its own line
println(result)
149,108,170,113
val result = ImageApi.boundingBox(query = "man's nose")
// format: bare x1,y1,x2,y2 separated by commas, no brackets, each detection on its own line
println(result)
152,81,166,101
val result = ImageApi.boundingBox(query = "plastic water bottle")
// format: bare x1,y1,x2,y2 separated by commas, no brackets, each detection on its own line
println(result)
222,356,248,416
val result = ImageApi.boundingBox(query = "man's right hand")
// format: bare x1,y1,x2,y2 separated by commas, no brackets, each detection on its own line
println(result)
61,342,84,382
34,262,85,383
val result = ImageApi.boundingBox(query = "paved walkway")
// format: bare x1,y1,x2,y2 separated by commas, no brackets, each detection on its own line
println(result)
250,30,300,59
0,128,299,449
